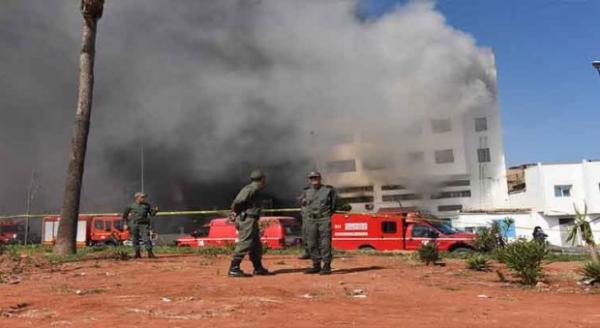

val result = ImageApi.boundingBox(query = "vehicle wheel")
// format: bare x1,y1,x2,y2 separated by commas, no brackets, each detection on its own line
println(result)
451,247,473,255
358,245,376,252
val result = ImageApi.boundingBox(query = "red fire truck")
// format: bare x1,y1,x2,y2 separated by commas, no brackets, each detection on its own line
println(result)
0,220,23,245
175,216,302,250
42,215,130,247
332,212,476,252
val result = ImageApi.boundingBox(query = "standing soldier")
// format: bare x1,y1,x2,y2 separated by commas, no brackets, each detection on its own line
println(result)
299,171,336,275
228,169,271,277
122,192,158,259
297,193,311,260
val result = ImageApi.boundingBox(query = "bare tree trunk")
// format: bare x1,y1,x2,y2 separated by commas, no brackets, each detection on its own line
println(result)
54,0,105,255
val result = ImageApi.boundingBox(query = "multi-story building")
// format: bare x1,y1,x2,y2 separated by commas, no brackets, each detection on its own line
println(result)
320,61,508,218
505,161,600,245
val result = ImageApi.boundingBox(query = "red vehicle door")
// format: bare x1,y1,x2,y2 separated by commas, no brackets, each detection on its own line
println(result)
405,223,437,251
378,219,403,250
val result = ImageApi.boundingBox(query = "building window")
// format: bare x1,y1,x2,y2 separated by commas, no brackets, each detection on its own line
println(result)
362,159,388,171
477,148,491,163
382,221,397,234
439,180,470,187
475,117,488,132
437,205,463,212
339,196,374,203
381,184,406,191
431,119,452,133
382,194,422,201
337,186,374,193
434,149,454,164
326,160,356,173
430,190,471,199
554,185,572,197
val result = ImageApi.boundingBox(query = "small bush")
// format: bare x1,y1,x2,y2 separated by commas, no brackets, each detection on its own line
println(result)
497,240,547,285
474,223,505,252
581,261,600,281
418,242,439,266
466,254,490,271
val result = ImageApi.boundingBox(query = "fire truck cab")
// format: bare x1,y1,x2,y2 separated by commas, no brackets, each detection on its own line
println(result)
176,216,301,250
42,215,130,247
0,220,22,245
332,212,476,252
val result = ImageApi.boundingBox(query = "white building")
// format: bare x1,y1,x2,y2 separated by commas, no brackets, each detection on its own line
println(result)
498,161,600,246
320,69,509,218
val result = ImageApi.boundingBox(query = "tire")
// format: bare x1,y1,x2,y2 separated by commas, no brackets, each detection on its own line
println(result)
358,245,376,252
451,247,473,255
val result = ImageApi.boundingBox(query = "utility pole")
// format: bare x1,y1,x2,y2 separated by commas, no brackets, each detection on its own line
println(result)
140,138,145,193
25,169,39,245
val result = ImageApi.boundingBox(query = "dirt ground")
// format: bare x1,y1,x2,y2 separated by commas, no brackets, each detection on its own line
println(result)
1,253,599,328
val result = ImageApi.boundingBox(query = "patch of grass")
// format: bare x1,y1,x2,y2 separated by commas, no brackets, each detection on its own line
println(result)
466,254,491,271
196,246,234,256
544,253,590,263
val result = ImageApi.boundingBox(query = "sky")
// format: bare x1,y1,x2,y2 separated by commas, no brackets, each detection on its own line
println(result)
360,0,600,166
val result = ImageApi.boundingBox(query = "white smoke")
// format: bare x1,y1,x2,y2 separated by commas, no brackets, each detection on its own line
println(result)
0,0,497,213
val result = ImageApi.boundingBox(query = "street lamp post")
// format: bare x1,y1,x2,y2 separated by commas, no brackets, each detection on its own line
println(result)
593,61,600,76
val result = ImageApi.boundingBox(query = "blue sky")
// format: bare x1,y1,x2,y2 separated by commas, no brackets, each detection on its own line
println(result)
359,0,600,166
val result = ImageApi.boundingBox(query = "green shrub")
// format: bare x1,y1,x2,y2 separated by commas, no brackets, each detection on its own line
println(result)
581,261,600,281
418,242,439,266
473,223,504,252
466,254,490,271
497,240,547,285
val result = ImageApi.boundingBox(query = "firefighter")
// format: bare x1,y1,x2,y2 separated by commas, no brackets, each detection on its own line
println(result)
532,226,548,244
299,171,336,275
227,169,271,277
122,192,159,259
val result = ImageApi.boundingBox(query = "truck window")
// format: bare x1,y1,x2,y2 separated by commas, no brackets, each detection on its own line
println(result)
114,220,123,231
381,221,397,233
105,221,113,231
412,225,433,238
94,220,104,230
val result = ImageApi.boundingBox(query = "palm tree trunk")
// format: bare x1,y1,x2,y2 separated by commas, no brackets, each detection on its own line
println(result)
54,0,105,255
590,244,599,263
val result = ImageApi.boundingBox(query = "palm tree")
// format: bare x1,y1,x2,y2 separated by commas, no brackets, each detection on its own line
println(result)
54,0,105,255
567,203,599,263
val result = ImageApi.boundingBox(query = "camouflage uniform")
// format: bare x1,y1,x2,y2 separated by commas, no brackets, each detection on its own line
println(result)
300,181,336,274
122,201,157,257
228,170,271,277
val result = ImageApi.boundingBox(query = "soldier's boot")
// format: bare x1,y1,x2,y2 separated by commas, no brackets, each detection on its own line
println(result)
147,249,156,259
133,249,142,259
320,262,332,275
251,258,272,276
304,261,321,274
228,259,250,278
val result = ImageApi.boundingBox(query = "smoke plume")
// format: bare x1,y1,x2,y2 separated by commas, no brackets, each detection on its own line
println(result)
0,0,497,214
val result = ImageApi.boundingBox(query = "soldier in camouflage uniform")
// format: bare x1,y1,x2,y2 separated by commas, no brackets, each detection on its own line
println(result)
227,170,271,277
298,171,336,275
122,192,159,259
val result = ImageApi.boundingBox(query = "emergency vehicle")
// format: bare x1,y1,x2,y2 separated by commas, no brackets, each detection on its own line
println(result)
332,212,476,252
175,216,302,249
42,215,130,247
0,220,23,244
